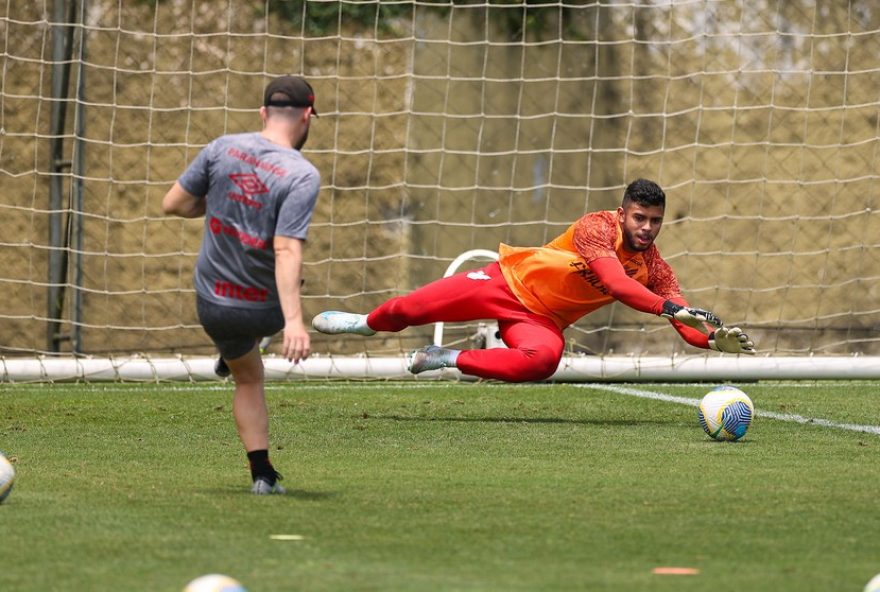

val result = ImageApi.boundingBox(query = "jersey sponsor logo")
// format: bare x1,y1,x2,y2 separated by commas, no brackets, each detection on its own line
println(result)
466,270,492,280
569,260,641,295
226,147,288,177
214,280,269,302
227,172,268,209
569,260,608,294
209,216,269,249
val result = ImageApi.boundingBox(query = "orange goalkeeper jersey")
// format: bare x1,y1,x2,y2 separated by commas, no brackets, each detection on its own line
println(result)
497,210,682,329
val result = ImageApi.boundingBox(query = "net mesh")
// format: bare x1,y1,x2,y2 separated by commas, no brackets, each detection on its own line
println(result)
1,0,879,363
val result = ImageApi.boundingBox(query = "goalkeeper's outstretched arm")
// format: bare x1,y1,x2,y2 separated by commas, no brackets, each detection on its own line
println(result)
587,258,755,353
588,258,719,329
587,257,668,315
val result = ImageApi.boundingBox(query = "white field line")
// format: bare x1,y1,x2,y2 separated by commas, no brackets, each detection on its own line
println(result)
3,380,879,394
584,384,880,437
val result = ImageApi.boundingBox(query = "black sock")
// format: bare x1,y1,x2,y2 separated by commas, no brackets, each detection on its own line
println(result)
246,449,276,484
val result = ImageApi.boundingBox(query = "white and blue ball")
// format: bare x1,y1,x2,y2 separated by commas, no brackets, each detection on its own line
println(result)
0,452,14,503
183,574,247,592
698,386,754,441
865,573,880,592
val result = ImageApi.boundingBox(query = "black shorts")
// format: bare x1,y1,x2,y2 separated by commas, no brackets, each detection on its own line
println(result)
196,296,284,360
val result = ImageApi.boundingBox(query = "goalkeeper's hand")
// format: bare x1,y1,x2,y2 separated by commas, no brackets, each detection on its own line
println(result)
660,300,723,335
709,326,756,355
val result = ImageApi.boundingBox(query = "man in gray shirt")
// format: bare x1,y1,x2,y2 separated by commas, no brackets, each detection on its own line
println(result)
162,75,320,494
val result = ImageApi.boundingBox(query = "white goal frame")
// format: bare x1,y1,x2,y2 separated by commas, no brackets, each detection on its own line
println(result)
4,353,880,383
4,247,880,383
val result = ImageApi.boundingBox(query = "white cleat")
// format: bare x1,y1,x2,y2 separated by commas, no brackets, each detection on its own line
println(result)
312,311,376,336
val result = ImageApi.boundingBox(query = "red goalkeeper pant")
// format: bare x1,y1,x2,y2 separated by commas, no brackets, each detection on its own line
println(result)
366,263,564,382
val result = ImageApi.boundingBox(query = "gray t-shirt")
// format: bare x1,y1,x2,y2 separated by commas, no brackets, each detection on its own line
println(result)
178,132,320,309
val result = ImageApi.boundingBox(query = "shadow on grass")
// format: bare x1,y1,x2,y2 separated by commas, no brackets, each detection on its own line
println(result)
362,414,674,427
199,487,339,501
283,489,339,501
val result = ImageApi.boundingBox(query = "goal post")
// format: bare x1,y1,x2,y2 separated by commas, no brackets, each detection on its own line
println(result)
2,0,880,382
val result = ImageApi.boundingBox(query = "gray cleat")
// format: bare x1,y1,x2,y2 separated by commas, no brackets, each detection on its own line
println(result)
251,477,286,495
406,345,459,374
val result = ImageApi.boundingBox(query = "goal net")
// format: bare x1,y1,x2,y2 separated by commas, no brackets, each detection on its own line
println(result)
2,0,879,379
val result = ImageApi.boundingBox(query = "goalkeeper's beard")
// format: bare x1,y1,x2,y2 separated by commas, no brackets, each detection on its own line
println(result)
622,228,655,252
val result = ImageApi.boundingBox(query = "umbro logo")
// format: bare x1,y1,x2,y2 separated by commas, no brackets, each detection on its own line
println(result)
229,173,269,195
228,173,268,209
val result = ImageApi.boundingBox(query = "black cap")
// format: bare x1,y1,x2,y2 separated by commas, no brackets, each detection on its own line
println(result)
263,75,318,117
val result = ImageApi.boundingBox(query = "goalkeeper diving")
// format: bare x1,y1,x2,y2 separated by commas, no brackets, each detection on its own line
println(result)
314,179,756,382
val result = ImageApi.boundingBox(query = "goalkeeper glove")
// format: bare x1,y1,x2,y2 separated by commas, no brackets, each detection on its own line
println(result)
660,300,723,335
709,326,756,355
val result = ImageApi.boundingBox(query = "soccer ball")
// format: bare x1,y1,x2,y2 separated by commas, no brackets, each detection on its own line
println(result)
183,575,247,592
698,386,754,441
865,573,880,592
0,452,14,503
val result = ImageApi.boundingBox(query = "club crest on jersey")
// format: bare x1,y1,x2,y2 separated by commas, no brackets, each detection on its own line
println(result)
466,270,491,281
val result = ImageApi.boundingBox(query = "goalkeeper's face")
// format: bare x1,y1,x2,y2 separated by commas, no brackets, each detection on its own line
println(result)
617,203,664,252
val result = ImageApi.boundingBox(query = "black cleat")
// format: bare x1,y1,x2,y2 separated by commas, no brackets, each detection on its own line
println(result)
214,356,231,378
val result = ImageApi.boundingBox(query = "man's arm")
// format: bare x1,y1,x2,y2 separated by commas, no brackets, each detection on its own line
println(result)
274,236,310,364
587,257,667,315
588,257,723,341
162,182,206,219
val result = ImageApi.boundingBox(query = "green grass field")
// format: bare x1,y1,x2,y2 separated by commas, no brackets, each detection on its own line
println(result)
2,380,879,591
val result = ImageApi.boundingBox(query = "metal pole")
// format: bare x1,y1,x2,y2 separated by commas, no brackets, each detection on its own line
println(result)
71,0,88,354
47,0,75,352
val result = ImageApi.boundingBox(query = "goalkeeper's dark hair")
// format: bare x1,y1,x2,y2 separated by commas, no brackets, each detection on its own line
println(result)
622,178,665,208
